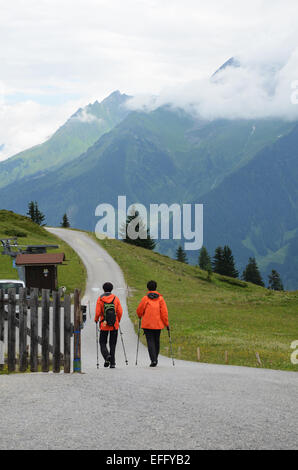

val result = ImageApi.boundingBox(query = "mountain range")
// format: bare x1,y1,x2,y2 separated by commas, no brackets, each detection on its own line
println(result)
0,70,298,289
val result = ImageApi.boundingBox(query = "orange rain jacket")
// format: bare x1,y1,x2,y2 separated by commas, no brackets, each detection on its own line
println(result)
136,291,169,330
95,293,123,331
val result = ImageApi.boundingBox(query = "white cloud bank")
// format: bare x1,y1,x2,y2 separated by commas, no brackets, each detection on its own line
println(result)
0,99,85,160
127,48,298,121
72,109,102,124
1,0,298,160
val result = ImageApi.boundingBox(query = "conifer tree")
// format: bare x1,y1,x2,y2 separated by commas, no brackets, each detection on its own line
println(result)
212,246,225,274
27,201,45,226
61,213,70,228
27,201,35,222
268,270,284,291
198,246,211,270
176,245,188,263
120,208,155,250
242,257,264,286
222,245,239,278
213,245,238,278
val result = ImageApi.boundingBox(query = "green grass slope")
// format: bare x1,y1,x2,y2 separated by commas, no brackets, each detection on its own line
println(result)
93,235,298,372
0,211,86,293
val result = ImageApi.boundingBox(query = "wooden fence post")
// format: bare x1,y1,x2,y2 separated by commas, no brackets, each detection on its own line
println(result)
41,289,50,372
197,347,201,361
73,289,81,373
0,290,4,370
19,288,27,372
53,290,61,373
8,288,16,372
64,294,71,374
30,288,39,372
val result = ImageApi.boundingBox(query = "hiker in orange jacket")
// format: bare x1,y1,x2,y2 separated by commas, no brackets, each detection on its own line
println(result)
94,282,123,368
136,280,169,367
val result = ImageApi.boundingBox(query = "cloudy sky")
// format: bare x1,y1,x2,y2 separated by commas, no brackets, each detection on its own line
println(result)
1,0,298,160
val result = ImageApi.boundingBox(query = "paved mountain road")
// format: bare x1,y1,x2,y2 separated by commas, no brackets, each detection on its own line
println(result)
0,228,297,450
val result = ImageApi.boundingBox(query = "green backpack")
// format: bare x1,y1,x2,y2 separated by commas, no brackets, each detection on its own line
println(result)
102,296,117,327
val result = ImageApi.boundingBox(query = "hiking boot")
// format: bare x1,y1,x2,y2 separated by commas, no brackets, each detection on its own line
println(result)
150,362,157,367
104,355,111,368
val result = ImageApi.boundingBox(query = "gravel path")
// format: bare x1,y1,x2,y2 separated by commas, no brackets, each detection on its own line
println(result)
0,228,297,450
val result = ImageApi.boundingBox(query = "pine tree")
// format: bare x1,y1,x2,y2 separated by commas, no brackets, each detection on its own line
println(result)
35,205,45,226
61,213,70,228
27,201,35,222
242,257,264,286
212,246,225,274
198,246,211,271
222,245,239,278
268,270,284,291
120,208,156,250
176,245,188,263
27,201,45,226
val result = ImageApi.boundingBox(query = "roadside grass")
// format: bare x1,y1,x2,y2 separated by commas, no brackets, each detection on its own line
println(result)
92,234,298,372
0,361,63,375
0,210,86,294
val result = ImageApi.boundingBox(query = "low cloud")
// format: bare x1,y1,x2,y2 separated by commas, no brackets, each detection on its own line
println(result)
1,1,298,159
72,109,102,124
127,47,298,121
0,99,83,161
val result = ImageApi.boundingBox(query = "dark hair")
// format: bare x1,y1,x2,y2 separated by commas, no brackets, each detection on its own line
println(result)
147,280,157,291
103,282,113,292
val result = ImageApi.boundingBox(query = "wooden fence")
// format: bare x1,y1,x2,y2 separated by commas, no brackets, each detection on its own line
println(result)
0,288,83,373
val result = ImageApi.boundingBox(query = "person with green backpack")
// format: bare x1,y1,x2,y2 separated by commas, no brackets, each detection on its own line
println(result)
94,282,123,368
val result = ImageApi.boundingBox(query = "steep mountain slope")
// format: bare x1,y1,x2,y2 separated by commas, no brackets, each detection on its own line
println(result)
0,87,297,288
198,124,298,289
0,105,293,228
0,90,130,189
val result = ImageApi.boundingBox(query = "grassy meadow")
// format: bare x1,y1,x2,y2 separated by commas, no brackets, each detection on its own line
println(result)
93,235,298,372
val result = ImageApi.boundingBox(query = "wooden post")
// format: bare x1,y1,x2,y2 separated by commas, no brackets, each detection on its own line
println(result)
64,294,71,373
53,290,61,373
41,289,50,372
0,289,4,370
225,350,228,364
8,288,16,372
30,288,39,372
73,289,81,373
19,288,27,372
197,347,201,361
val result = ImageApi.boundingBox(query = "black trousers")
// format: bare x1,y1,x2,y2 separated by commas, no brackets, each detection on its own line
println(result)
99,330,118,364
143,329,161,363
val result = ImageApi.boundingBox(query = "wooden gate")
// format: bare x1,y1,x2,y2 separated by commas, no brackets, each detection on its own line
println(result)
0,288,83,373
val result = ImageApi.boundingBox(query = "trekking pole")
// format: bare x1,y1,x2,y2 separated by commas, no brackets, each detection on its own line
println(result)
135,318,141,366
119,325,128,365
96,322,99,370
167,327,175,366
